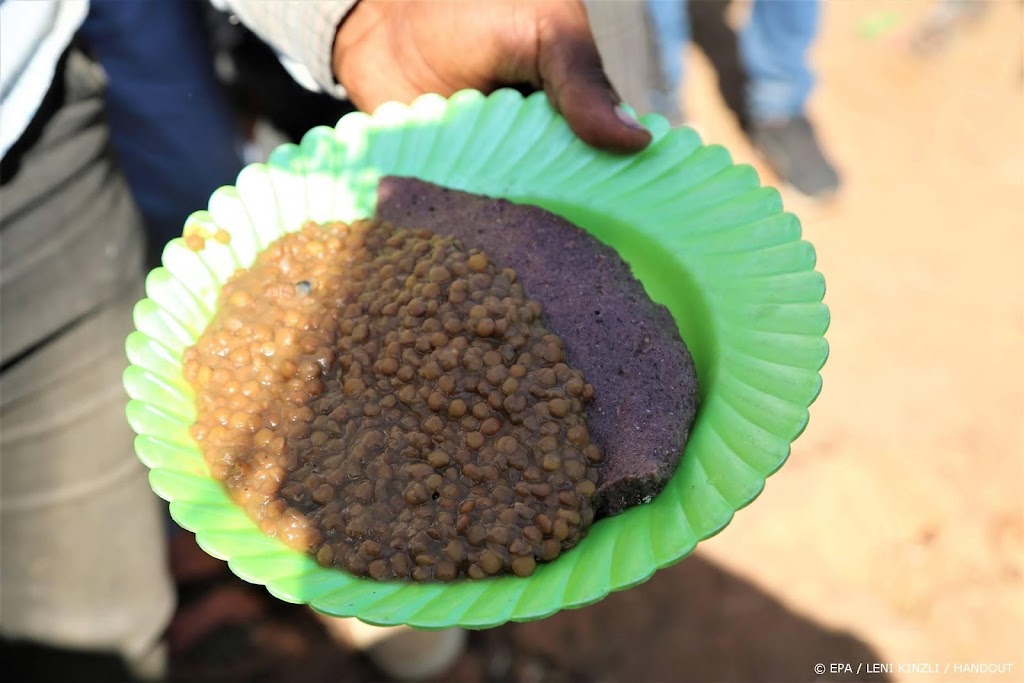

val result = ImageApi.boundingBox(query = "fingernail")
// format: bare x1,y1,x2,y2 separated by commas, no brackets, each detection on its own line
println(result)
615,104,647,132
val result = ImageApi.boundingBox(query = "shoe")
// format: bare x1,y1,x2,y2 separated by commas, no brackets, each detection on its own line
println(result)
746,115,841,200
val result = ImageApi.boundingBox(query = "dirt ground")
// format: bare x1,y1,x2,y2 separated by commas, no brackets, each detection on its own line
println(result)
676,1,1024,681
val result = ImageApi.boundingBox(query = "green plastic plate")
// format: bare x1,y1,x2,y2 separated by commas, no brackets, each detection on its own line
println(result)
123,88,829,629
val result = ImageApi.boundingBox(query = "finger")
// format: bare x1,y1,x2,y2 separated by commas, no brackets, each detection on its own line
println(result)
344,69,425,114
332,0,428,112
534,9,652,154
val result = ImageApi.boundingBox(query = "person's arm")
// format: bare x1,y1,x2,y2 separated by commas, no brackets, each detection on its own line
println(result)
218,0,650,153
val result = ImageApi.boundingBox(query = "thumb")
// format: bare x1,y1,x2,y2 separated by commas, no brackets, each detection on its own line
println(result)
535,16,652,154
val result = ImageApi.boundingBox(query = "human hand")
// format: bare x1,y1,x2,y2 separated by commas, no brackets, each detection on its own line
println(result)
332,0,652,153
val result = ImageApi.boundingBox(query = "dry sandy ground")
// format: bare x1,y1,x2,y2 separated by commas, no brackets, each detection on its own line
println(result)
677,1,1023,680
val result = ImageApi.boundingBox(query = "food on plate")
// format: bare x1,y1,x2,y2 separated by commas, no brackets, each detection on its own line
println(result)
182,179,699,582
376,177,699,516
184,220,601,582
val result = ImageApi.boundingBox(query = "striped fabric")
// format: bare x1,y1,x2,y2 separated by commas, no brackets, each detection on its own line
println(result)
217,0,358,97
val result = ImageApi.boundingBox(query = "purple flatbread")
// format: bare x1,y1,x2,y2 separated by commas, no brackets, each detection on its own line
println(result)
375,177,699,517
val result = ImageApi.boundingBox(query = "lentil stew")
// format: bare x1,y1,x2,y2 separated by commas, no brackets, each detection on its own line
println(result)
183,219,602,582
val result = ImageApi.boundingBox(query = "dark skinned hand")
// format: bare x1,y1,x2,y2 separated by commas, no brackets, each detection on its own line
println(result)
333,0,652,154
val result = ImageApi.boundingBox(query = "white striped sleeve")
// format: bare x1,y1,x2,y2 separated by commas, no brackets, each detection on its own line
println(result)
214,0,359,97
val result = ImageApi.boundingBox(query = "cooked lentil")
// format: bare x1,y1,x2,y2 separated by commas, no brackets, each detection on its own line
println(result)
183,219,601,582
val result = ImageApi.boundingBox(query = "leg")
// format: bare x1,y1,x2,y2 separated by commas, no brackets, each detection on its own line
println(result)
739,0,839,198
78,0,246,268
740,0,821,121
687,0,748,128
584,0,675,121
0,47,174,679
646,0,690,123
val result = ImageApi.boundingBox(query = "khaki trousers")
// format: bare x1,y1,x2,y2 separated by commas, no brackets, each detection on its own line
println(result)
1,47,174,678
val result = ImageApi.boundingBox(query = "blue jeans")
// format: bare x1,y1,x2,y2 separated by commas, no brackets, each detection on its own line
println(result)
647,0,821,120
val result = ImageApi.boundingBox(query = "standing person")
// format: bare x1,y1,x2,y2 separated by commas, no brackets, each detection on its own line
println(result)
1,3,173,679
0,1,650,680
647,0,841,200
584,0,679,124
77,0,247,268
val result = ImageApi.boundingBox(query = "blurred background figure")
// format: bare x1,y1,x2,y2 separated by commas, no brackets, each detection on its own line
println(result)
646,0,841,200
909,0,991,55
79,0,361,269
199,3,357,157
78,0,246,268
584,0,677,123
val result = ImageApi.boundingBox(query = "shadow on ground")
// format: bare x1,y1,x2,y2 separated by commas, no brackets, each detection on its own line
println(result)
159,551,889,683
448,553,890,683
0,552,890,683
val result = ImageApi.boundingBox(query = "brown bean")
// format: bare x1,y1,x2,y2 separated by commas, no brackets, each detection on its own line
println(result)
465,431,484,450
427,450,451,468
447,399,467,418
466,525,486,546
403,482,429,505
511,555,536,577
539,539,561,561
480,417,502,436
541,454,562,472
434,560,458,582
479,550,502,575
444,539,467,563
487,526,511,545
548,398,569,418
